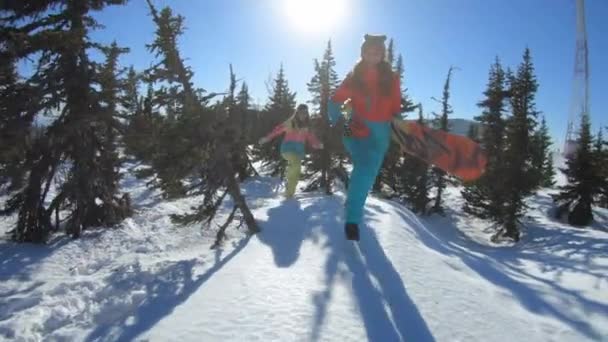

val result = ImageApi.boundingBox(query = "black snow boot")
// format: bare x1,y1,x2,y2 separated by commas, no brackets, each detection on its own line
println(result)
345,223,360,241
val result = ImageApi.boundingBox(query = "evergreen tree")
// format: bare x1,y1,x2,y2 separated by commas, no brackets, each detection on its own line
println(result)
536,115,555,187
598,128,608,208
237,81,252,141
552,112,599,226
0,58,33,191
124,81,164,162
466,124,480,142
94,41,133,223
144,1,259,246
225,65,256,182
1,0,132,242
141,4,194,197
394,54,417,115
400,104,431,214
499,49,540,241
120,66,141,120
462,58,508,224
387,38,395,66
303,40,346,194
529,115,553,188
429,66,455,214
252,64,296,177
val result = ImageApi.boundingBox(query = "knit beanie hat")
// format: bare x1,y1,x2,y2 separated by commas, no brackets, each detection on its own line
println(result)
360,34,387,58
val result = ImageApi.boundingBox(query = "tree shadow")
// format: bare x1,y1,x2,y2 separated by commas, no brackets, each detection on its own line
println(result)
390,203,606,341
0,235,71,283
85,235,252,342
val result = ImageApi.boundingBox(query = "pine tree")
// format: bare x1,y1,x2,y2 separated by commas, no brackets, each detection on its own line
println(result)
94,41,133,224
462,58,508,224
429,66,455,214
1,0,132,242
237,82,252,141
225,65,256,182
303,40,346,194
124,81,164,162
529,114,552,188
466,124,480,142
536,115,555,187
394,54,417,115
387,39,395,66
400,105,431,214
552,112,599,226
0,58,32,191
499,49,540,241
252,64,296,177
120,66,141,120
598,128,608,208
141,3,209,197
144,1,259,246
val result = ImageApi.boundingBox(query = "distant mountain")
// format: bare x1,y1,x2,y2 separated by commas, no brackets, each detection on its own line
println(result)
447,118,479,136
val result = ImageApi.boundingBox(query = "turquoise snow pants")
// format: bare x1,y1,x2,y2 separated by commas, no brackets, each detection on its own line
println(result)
343,119,391,224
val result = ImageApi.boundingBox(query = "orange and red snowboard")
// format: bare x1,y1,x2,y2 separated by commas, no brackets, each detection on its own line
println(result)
391,119,487,182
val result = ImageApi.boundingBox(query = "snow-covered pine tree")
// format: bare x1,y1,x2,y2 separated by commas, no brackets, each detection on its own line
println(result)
1,0,132,242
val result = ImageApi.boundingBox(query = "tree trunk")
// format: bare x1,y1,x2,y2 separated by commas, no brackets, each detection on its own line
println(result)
226,172,259,234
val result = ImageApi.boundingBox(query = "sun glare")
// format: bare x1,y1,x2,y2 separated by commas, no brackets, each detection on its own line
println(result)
283,0,348,34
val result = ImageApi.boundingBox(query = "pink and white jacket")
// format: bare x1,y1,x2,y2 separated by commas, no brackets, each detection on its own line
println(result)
262,118,322,157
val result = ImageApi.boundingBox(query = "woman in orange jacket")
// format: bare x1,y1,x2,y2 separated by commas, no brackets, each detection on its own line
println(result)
328,34,401,240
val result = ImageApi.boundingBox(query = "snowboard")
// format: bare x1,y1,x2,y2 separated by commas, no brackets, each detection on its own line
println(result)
390,119,488,182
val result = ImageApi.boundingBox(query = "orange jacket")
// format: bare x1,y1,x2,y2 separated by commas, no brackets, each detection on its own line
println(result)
332,67,401,122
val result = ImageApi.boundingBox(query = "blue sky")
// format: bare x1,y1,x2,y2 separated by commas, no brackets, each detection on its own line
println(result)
85,0,607,148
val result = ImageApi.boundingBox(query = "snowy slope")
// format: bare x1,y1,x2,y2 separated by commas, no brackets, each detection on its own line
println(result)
1,164,607,342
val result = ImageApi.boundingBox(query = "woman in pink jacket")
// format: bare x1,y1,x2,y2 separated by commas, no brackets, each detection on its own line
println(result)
259,104,323,199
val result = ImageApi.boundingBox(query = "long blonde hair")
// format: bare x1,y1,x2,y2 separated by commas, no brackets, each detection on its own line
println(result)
285,106,310,131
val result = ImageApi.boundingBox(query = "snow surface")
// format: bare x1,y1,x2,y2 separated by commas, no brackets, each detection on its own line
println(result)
1,161,607,342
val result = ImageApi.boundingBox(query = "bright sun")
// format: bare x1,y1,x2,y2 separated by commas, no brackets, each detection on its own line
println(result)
283,0,348,34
